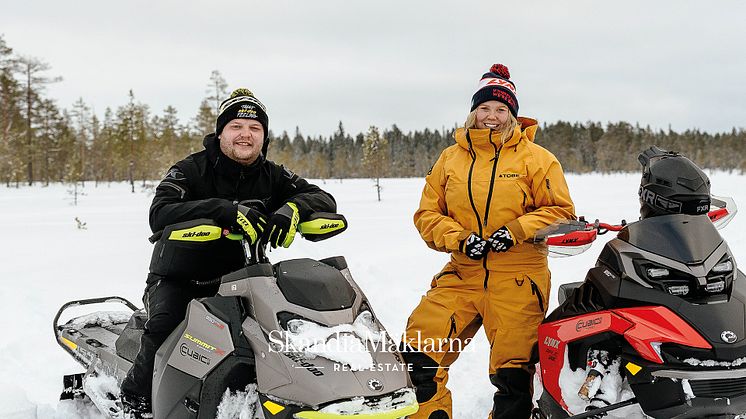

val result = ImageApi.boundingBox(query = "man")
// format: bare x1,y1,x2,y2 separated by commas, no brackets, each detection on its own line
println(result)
119,88,336,417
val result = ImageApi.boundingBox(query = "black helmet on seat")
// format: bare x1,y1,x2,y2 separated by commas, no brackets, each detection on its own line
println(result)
637,146,711,219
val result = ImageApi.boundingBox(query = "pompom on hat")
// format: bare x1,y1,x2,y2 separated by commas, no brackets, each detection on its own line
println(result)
470,63,519,117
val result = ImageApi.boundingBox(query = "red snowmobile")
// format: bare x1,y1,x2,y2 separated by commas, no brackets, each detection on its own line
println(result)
533,147,743,419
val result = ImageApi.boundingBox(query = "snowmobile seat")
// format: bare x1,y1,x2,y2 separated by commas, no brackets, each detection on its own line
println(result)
275,258,356,311
558,282,584,305
115,309,147,362
319,255,348,271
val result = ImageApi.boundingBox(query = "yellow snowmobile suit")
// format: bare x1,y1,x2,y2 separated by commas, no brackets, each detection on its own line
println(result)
414,117,575,276
404,118,575,418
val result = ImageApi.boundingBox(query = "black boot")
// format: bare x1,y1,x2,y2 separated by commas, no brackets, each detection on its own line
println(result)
490,368,533,419
120,390,153,419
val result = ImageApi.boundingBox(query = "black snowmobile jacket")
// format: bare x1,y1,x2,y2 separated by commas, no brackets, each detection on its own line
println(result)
146,134,336,283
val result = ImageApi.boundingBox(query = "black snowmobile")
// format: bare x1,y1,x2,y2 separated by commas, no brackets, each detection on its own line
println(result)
54,211,419,418
533,147,744,418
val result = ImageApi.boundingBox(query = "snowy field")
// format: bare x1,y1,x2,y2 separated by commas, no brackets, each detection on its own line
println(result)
0,172,744,418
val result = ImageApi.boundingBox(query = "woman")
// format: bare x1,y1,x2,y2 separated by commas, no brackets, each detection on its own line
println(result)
402,64,575,419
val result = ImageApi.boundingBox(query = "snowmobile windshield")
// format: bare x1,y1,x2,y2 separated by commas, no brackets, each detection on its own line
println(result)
618,214,723,264
710,194,738,230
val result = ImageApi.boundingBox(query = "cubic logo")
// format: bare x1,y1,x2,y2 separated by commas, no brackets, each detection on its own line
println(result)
180,343,210,365
576,317,603,332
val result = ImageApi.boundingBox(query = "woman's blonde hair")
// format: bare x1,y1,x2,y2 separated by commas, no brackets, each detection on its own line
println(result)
464,110,519,144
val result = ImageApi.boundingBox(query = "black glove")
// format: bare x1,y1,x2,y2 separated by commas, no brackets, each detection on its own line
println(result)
262,202,300,248
236,205,268,244
460,232,488,260
487,226,515,253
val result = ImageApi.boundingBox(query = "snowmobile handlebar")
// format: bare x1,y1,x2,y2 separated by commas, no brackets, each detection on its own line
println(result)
539,200,735,258
227,210,348,265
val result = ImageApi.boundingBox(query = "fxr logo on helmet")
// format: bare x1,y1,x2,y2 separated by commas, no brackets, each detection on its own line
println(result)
640,188,683,213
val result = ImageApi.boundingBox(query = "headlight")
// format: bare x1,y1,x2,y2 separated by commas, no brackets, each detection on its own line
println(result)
647,268,670,278
712,260,733,274
667,285,690,296
705,281,725,293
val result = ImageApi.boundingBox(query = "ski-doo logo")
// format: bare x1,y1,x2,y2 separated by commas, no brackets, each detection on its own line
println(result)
543,336,560,349
722,330,738,344
182,231,211,238
320,223,340,230
180,343,211,365
576,317,603,332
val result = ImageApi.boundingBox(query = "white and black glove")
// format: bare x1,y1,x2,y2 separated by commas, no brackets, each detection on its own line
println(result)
460,233,488,260
487,226,515,253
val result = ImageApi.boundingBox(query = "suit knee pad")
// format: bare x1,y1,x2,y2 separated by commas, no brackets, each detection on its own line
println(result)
401,346,440,403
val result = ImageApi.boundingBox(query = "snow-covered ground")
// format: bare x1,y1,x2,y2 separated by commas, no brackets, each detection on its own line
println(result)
0,173,744,418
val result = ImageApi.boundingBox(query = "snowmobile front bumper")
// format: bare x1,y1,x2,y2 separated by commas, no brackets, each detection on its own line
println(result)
260,389,419,419
629,365,746,418
293,401,418,418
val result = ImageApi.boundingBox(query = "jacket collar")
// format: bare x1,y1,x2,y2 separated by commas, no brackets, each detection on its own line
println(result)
454,117,539,153
203,134,264,177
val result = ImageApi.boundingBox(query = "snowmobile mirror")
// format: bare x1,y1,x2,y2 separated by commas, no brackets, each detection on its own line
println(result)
298,212,348,242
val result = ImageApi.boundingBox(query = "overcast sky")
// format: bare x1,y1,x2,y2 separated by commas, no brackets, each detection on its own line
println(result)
2,0,746,137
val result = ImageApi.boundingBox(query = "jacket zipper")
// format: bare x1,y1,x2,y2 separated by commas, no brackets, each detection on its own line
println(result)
546,178,557,206
465,132,483,236
482,137,502,289
446,314,457,341
482,140,502,227
529,278,545,312
235,170,245,201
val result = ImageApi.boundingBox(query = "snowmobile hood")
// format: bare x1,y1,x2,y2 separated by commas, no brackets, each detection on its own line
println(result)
454,116,538,152
618,214,724,264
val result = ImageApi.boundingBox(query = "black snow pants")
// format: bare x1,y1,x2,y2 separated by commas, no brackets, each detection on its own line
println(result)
120,278,220,399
